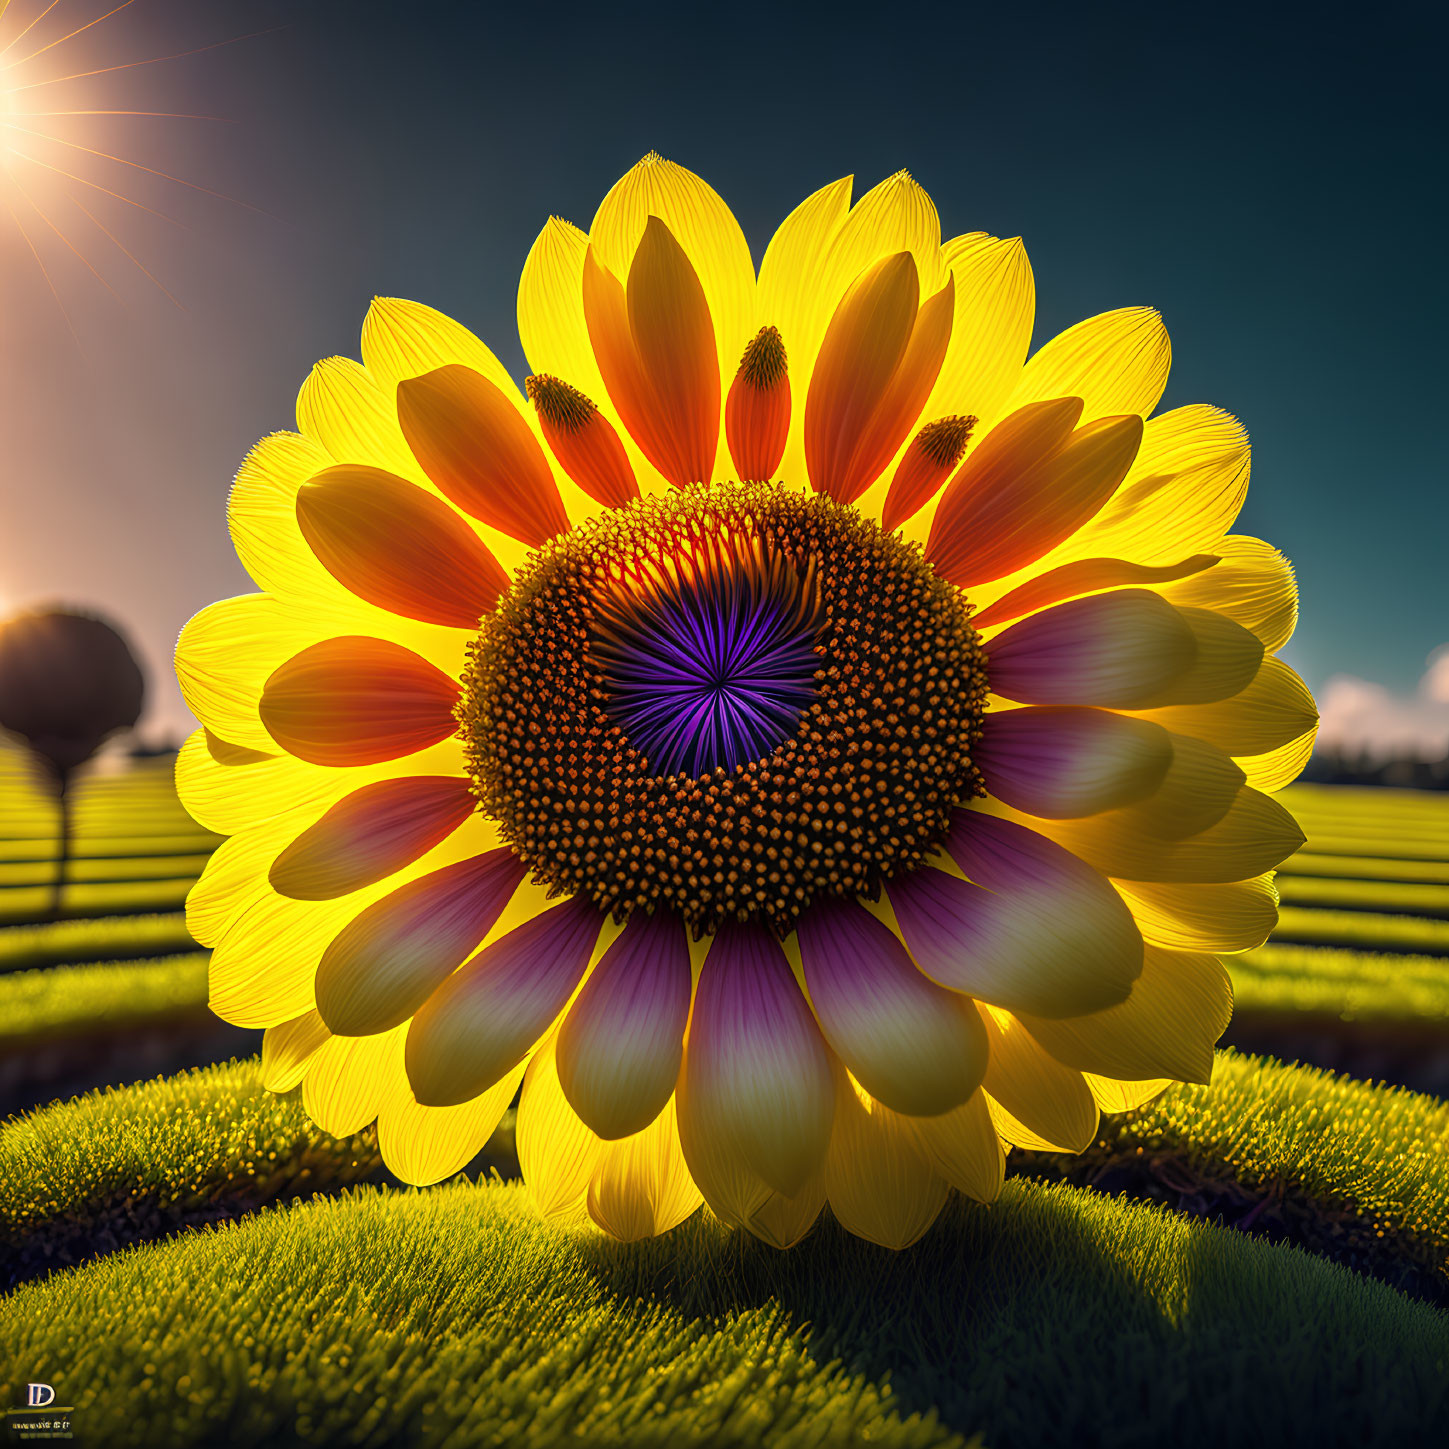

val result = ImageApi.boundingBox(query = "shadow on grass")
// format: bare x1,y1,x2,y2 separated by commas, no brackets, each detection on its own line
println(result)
569,1185,1449,1448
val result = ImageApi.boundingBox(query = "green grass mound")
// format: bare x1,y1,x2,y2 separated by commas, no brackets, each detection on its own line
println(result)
1276,875,1449,918
0,912,197,973
0,953,210,1051
1230,943,1449,1024
0,853,213,887
1281,784,1449,856
1282,852,1449,884
1271,905,1449,954
0,833,219,863
1015,1049,1449,1303
0,1058,380,1290
6,1050,1446,1307
0,876,197,926
3,1177,1444,1449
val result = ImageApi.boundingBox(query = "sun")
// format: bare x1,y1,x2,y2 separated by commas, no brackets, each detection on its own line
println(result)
0,0,271,330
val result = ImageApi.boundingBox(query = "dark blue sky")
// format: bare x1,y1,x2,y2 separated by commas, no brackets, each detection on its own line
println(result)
3,0,1443,736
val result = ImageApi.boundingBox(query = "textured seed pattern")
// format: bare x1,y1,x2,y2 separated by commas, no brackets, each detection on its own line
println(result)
459,482,988,936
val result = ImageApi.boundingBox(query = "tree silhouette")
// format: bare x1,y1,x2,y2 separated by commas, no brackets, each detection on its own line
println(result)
0,608,145,920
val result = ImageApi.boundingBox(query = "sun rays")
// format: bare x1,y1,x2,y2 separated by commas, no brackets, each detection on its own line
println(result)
0,0,277,330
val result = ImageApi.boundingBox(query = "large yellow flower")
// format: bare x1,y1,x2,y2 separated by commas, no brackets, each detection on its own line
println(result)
175,155,1315,1249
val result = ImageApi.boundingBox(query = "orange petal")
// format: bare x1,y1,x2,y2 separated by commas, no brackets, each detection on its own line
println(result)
805,253,927,503
259,637,460,767
972,554,1221,630
295,464,508,628
881,414,976,531
725,326,791,482
625,216,721,486
396,364,569,545
849,274,954,495
525,374,638,508
583,233,715,489
269,775,477,900
312,848,526,1036
928,410,1143,587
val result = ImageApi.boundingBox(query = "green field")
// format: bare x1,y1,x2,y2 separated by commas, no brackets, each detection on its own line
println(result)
2,753,1447,1444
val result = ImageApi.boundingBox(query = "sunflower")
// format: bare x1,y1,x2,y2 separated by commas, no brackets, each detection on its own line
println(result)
175,154,1315,1249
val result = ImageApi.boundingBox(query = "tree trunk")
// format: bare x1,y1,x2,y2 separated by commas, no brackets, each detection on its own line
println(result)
47,771,71,923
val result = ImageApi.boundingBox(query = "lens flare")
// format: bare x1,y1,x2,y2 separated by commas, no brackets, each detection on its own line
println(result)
0,0,276,329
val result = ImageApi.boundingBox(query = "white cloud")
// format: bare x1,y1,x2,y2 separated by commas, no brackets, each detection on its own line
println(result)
1316,645,1449,762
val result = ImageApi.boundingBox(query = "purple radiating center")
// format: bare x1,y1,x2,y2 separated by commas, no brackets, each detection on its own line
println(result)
591,541,823,778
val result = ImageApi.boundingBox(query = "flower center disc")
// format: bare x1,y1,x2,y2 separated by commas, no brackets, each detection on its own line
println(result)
460,482,987,935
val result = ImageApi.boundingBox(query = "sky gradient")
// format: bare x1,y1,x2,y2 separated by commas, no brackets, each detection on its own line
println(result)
1,0,1443,743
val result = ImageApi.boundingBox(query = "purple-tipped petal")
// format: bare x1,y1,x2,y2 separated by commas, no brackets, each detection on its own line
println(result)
676,921,834,1206
313,848,525,1036
556,911,693,1140
887,812,1142,1018
795,896,986,1116
984,589,1196,708
405,894,603,1107
975,707,1172,819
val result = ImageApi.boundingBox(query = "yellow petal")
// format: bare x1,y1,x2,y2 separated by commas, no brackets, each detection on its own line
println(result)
1032,783,1305,883
260,1010,331,1092
817,170,946,318
361,296,517,399
587,1095,703,1242
376,1034,527,1187
926,233,1036,431
186,818,296,948
1134,654,1319,760
516,1031,605,1226
763,172,943,494
228,430,342,605
1160,536,1298,652
1115,874,1279,954
1020,947,1232,1083
296,356,420,481
519,223,672,501
590,153,756,424
755,175,853,392
175,594,354,752
519,218,603,392
1237,723,1318,794
207,888,354,1027
824,1079,947,1250
1006,306,1171,421
302,1025,404,1136
1085,1074,1173,1113
901,1089,1005,1202
739,1169,828,1249
1055,403,1250,567
978,1006,1099,1152
175,726,467,838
